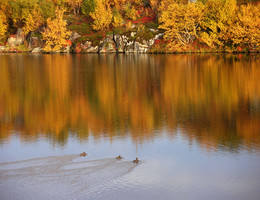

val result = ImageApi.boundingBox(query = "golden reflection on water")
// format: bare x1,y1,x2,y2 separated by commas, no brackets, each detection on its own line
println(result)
0,54,259,151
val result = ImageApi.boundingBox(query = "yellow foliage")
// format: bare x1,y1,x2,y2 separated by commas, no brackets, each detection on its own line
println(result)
133,0,143,5
109,0,127,9
23,8,43,35
90,0,113,31
125,20,132,29
125,2,138,21
199,0,237,47
150,0,160,10
112,10,123,27
159,1,204,47
231,3,260,49
0,11,7,38
42,8,71,52
0,0,9,13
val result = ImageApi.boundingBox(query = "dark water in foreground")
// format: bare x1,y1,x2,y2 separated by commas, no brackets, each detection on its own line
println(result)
0,54,260,199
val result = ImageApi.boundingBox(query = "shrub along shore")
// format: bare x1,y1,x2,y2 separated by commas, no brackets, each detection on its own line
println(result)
0,0,259,54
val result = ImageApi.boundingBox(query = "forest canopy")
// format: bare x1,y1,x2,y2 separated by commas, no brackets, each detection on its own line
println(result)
0,0,259,52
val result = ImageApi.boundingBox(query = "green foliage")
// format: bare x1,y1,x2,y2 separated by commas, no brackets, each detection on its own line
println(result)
8,0,37,28
68,23,92,35
39,0,55,20
135,26,155,42
124,2,138,20
7,0,53,34
112,9,123,28
145,22,159,29
86,33,103,46
82,0,96,16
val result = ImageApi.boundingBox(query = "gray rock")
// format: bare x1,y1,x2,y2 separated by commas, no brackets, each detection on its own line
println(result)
131,24,136,29
134,41,149,53
31,47,42,53
82,41,91,50
16,28,23,37
69,32,81,42
154,33,165,40
7,37,17,47
0,46,6,52
82,41,99,53
114,34,124,53
7,28,25,47
124,41,135,53
130,32,136,37
87,46,98,53
62,45,71,53
149,29,158,33
29,36,40,49
99,34,116,53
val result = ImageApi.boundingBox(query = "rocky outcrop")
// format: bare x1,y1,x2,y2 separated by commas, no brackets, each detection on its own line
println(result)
82,41,98,53
28,36,42,50
0,46,6,52
61,45,71,53
154,33,165,40
69,32,81,42
7,29,25,47
124,41,135,53
2,29,165,54
114,35,124,53
69,28,164,54
134,41,149,53
99,34,117,53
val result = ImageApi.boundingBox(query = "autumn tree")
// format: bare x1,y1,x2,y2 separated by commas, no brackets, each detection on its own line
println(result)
23,7,44,35
0,11,7,38
42,8,71,52
0,0,9,14
199,0,237,48
89,0,113,31
231,3,260,50
6,0,54,35
8,0,37,29
124,2,138,21
159,0,204,46
112,9,123,27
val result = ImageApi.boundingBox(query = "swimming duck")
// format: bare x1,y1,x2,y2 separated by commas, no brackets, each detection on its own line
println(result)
133,158,139,163
80,152,87,157
116,155,122,160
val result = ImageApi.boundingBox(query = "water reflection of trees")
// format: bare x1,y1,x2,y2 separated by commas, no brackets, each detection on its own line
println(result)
0,54,259,151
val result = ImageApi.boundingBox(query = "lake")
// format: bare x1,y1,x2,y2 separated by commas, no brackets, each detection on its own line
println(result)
0,54,260,200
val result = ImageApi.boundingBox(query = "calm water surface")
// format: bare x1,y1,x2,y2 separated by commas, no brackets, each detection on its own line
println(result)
0,54,260,199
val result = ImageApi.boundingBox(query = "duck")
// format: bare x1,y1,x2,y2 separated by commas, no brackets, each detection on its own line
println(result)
133,158,139,163
80,152,87,157
116,155,122,160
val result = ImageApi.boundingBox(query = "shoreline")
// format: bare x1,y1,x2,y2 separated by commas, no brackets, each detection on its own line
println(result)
0,49,259,55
